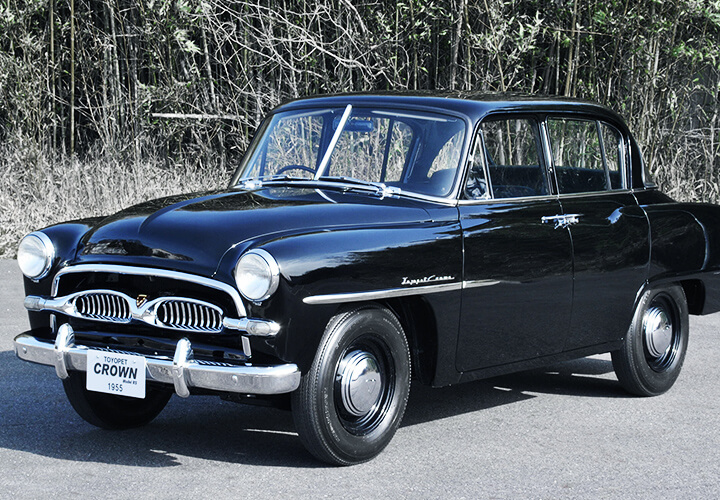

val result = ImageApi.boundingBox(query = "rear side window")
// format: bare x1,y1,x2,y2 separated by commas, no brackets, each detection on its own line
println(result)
480,118,548,199
547,118,625,194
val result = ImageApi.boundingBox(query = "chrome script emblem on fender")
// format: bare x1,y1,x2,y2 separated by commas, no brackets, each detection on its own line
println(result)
401,275,455,286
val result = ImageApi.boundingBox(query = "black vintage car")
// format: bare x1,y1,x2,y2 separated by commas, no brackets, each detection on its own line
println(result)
14,94,720,465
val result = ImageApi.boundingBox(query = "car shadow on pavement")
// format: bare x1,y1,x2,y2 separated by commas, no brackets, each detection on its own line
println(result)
1,350,625,468
403,356,627,427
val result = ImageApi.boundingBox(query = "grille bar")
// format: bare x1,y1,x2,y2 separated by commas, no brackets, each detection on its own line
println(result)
156,299,223,333
70,291,224,333
76,292,131,323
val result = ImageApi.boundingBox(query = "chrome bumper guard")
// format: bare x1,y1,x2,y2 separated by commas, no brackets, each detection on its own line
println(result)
14,325,301,397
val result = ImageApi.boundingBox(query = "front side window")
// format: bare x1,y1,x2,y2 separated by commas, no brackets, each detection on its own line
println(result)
547,118,625,194
480,117,548,199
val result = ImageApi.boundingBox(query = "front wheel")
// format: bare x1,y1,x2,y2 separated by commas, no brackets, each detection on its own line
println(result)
292,305,411,466
62,371,172,429
612,285,689,396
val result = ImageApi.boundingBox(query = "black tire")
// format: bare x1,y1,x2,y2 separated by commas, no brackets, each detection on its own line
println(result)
612,285,689,396
292,305,411,466
62,371,172,429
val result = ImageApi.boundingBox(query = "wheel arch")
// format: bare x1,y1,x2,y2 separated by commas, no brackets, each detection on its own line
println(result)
679,279,705,315
383,297,438,386
317,297,439,386
639,278,705,316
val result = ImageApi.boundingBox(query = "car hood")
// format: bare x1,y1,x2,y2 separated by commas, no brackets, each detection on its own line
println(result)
74,186,433,277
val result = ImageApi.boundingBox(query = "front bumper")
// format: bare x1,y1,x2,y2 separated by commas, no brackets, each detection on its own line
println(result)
14,324,301,398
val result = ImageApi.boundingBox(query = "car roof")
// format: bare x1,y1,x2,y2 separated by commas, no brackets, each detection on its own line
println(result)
274,92,628,129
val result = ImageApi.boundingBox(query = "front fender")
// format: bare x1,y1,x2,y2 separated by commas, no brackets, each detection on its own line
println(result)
247,218,462,373
23,218,104,329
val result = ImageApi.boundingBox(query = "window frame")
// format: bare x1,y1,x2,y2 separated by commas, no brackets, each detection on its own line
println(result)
461,114,553,202
543,115,629,196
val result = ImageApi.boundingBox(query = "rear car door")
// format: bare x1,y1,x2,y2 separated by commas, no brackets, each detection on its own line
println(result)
544,116,650,350
456,115,573,372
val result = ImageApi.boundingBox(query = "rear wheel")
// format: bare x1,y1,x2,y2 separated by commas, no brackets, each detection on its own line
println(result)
612,285,689,396
292,305,411,465
63,371,172,429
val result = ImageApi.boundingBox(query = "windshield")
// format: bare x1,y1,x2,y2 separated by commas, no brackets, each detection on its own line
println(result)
231,106,466,197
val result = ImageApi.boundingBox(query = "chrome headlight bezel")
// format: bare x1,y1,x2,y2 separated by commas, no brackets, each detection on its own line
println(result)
233,249,280,303
18,231,55,281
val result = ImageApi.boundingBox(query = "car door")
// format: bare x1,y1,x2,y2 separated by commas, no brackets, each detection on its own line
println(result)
456,115,574,372
544,116,650,350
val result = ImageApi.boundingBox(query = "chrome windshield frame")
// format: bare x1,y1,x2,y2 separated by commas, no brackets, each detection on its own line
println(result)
231,104,471,203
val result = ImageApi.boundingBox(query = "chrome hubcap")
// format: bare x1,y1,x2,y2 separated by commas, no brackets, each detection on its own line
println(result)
337,350,383,417
643,306,673,358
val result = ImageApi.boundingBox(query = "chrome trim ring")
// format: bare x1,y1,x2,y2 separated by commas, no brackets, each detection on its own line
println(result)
18,232,56,281
642,294,682,372
643,306,673,358
333,334,396,436
51,264,247,317
337,350,383,417
234,248,280,303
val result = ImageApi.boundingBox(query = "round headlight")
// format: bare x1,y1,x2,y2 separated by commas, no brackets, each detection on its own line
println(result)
18,232,55,280
234,249,280,302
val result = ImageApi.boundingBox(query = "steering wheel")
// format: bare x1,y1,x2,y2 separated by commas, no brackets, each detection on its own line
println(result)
464,165,489,200
276,165,316,176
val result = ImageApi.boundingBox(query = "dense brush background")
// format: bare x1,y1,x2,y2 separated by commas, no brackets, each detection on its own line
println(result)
1,0,719,257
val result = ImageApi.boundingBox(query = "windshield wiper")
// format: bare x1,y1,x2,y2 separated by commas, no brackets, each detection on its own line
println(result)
317,176,402,198
240,174,405,200
238,174,308,189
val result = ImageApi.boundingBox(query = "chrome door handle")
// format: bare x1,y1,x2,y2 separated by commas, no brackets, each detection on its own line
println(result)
563,214,581,226
541,214,582,229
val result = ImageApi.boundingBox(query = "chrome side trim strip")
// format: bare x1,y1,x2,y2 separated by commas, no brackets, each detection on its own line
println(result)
51,264,247,317
462,279,502,289
304,281,464,305
15,331,301,396
303,279,505,305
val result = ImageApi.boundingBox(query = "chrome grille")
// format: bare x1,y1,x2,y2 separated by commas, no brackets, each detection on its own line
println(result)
156,299,223,333
75,292,131,323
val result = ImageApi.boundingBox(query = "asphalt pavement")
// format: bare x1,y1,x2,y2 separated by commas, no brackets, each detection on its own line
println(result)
1,259,718,499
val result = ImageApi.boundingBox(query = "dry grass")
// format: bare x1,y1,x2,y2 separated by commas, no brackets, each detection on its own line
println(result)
1,124,716,259
0,142,223,258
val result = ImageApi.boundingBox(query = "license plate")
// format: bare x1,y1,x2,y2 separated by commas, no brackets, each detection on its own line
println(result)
86,350,147,399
